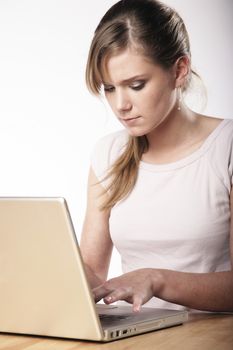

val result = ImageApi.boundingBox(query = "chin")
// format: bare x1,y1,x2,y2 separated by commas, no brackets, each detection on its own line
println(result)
125,127,147,138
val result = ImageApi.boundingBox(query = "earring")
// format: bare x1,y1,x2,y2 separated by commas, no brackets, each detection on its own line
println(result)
177,87,182,111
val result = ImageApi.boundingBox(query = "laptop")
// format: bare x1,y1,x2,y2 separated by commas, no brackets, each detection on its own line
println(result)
0,197,188,342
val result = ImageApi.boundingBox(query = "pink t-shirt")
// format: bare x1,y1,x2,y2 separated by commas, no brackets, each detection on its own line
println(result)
91,119,233,310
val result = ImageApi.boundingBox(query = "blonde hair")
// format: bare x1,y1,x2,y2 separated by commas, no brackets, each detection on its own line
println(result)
101,135,148,209
86,0,195,209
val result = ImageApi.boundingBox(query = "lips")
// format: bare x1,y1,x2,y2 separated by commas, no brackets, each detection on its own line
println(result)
119,116,141,126
120,116,140,121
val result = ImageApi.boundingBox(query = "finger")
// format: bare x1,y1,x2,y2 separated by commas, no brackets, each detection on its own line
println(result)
103,287,132,304
92,285,113,302
132,295,143,313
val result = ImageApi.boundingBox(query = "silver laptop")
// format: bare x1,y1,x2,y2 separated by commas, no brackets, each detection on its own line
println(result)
0,197,188,342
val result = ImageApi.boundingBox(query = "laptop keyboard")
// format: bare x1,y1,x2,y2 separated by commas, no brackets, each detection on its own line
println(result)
97,304,137,323
99,314,132,322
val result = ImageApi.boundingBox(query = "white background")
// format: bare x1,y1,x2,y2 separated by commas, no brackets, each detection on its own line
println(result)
0,0,232,277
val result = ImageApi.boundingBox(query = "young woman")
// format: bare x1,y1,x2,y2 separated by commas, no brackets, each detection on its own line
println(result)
80,0,233,312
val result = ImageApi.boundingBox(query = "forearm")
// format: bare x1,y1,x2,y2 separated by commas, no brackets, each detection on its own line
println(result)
93,268,233,312
155,269,233,312
84,263,105,289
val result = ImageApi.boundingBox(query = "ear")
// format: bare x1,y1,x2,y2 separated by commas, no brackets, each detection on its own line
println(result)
174,56,190,88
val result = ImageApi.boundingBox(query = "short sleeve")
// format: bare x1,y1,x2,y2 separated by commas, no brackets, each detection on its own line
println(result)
229,136,233,187
207,119,233,193
224,121,233,188
90,129,129,187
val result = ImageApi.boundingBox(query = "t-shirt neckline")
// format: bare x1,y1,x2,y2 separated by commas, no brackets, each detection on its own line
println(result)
139,119,229,172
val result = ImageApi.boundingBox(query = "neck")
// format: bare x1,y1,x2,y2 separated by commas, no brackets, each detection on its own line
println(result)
146,106,199,153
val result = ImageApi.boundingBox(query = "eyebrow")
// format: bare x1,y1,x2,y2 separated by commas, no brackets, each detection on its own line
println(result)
103,75,147,86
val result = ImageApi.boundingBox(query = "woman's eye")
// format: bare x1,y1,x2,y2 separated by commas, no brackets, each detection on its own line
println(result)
104,85,115,93
130,82,145,91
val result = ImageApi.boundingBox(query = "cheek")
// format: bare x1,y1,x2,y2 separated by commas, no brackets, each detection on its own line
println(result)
105,95,116,112
139,90,165,114
146,87,175,112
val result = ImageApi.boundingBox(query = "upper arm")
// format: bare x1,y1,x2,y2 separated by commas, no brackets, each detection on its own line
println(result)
80,167,113,282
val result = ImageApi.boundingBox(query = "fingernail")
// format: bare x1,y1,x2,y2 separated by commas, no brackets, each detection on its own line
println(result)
105,296,113,303
134,305,141,313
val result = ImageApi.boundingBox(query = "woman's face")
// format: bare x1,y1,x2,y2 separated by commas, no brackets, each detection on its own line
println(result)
102,47,178,137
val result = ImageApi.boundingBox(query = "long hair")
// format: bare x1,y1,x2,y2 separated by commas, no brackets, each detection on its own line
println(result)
86,0,195,209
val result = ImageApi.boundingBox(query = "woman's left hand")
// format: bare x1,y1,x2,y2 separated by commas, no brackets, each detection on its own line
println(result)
92,268,164,312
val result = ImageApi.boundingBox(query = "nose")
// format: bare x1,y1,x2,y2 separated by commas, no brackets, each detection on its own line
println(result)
115,90,132,114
